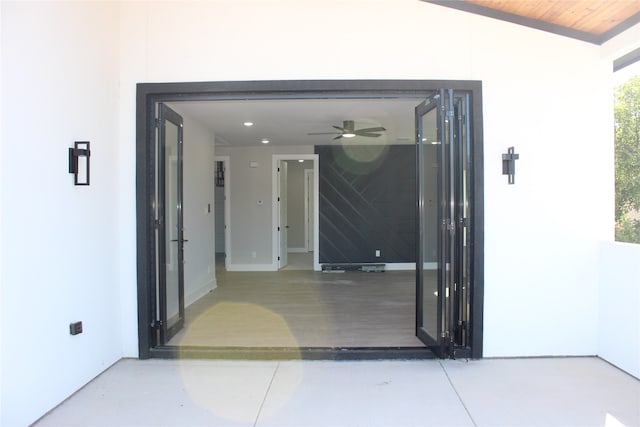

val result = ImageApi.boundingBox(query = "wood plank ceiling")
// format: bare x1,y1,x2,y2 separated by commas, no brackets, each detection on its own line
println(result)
424,0,640,44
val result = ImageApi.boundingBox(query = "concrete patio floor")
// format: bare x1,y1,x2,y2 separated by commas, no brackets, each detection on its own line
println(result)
34,357,639,427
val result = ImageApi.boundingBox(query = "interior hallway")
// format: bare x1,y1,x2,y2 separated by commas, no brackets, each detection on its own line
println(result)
34,357,639,427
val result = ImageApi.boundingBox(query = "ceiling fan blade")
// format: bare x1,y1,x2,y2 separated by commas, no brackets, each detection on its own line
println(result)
355,127,386,134
356,133,383,138
333,135,343,140
332,125,347,132
308,132,341,135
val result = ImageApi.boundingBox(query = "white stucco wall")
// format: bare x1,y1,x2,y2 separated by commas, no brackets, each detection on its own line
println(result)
2,1,639,425
598,242,640,379
1,2,122,426
117,0,613,359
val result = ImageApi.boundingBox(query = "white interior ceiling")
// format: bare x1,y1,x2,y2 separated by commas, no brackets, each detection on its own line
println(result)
168,97,437,147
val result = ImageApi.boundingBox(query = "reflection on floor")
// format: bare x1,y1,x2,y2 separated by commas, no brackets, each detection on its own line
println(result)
168,268,427,348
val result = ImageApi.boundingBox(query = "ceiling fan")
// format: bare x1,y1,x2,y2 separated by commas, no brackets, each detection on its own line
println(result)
307,120,386,140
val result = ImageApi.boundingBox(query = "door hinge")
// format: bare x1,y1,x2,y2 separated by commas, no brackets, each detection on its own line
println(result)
278,256,281,261
154,219,161,229
278,226,280,231
459,217,470,227
443,219,454,231
154,118,160,128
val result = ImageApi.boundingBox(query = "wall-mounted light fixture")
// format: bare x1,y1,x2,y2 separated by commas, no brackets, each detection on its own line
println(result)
69,141,91,185
502,146,519,184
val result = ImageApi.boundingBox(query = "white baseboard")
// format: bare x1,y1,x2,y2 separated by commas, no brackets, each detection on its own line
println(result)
227,263,278,272
185,278,216,307
287,247,308,253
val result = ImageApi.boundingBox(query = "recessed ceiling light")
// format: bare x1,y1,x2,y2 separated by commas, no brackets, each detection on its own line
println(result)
244,122,254,127
261,138,270,144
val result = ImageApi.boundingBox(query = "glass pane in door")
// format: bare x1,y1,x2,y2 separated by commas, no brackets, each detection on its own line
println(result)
415,95,446,352
421,105,440,340
157,103,185,345
164,120,181,332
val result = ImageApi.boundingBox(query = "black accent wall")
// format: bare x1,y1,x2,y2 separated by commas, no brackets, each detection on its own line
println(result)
316,144,416,264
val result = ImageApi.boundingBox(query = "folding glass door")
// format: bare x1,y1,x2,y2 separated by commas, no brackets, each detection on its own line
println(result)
416,89,472,358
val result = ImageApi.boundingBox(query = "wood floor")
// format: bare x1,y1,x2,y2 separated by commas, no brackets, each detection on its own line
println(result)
168,266,428,348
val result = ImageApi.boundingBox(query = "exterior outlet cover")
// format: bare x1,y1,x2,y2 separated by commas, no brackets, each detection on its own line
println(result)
69,321,83,335
375,250,381,257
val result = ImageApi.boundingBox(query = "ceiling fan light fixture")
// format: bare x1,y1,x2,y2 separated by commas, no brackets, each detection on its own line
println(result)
342,132,356,138
243,121,254,127
261,138,270,144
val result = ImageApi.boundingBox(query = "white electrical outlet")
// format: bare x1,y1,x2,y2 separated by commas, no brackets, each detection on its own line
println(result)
251,251,257,259
375,249,381,257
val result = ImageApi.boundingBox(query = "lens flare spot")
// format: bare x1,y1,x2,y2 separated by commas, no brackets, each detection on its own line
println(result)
332,143,390,176
176,302,303,422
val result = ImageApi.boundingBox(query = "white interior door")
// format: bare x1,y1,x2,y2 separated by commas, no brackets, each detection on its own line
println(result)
278,160,288,269
305,169,314,252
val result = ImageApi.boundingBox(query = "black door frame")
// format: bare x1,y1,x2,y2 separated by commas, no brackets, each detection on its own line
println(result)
136,80,484,360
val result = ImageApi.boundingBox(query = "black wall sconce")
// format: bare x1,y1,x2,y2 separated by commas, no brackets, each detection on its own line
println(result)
69,141,91,186
502,146,519,184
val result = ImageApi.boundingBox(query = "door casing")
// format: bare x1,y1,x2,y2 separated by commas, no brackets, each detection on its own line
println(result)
272,154,320,271
136,80,484,360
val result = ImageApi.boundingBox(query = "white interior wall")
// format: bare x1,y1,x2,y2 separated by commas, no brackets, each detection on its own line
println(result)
168,105,217,305
0,2,122,426
214,145,314,270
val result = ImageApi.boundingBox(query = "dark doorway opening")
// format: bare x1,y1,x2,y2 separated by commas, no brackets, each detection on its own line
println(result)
136,80,484,360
